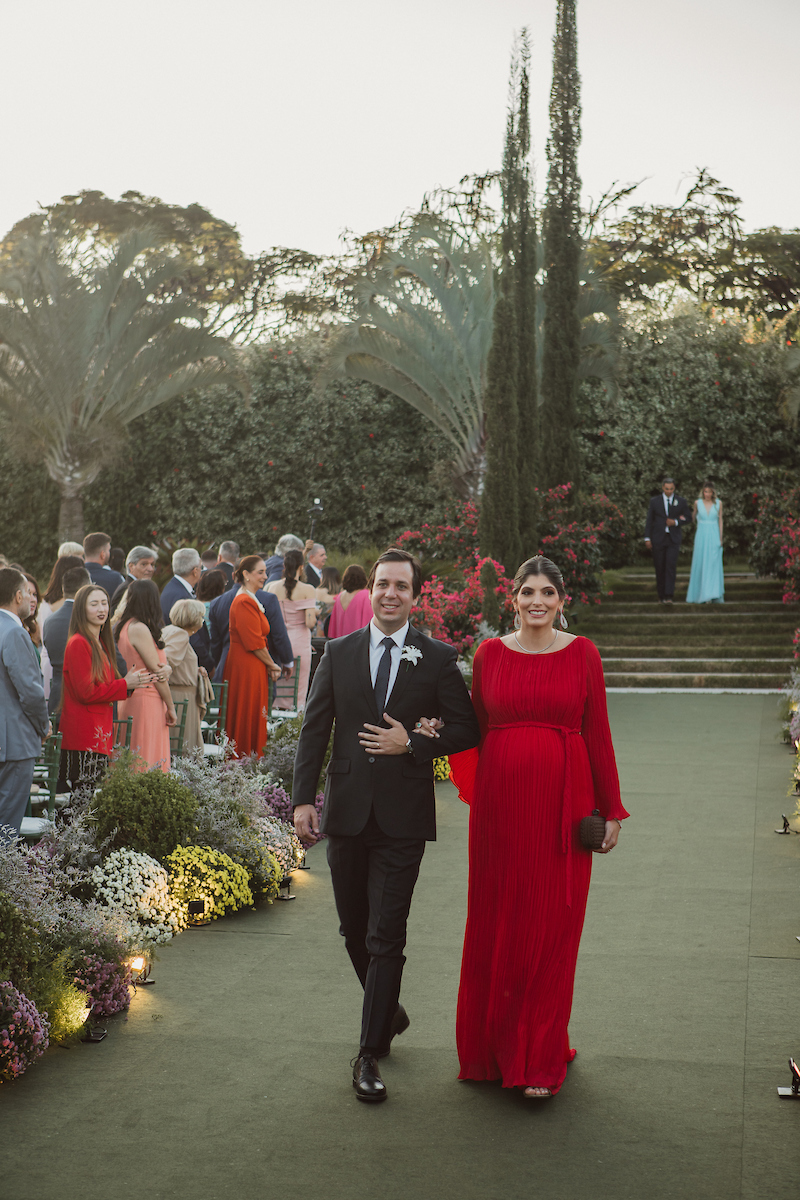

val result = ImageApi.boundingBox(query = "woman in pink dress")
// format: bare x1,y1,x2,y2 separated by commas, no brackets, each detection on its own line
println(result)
115,580,176,771
327,564,372,639
267,549,317,710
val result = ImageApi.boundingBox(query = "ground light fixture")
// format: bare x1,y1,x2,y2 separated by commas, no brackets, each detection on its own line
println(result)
81,1003,107,1043
276,874,296,901
130,956,155,987
187,899,210,927
777,1058,800,1098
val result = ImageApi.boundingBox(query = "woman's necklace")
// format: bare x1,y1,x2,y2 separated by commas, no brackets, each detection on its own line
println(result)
513,629,559,655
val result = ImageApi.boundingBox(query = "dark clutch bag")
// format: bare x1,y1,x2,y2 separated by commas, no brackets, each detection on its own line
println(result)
579,808,606,851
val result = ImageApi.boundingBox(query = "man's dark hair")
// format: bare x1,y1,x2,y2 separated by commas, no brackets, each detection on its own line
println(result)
200,549,219,566
662,476,675,486
83,531,111,557
0,567,26,607
196,569,226,603
62,566,91,597
367,548,423,599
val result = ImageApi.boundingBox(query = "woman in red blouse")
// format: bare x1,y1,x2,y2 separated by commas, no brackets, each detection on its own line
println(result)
450,556,629,1100
58,585,152,792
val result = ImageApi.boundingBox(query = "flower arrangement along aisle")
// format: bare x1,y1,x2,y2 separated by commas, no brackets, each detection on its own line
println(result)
166,845,254,923
0,981,49,1084
91,849,181,945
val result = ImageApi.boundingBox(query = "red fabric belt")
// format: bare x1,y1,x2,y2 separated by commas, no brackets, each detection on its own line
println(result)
488,721,583,907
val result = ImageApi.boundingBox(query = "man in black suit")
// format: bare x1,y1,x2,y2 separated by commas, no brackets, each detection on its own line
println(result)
644,476,691,603
110,545,157,615
83,532,126,598
215,541,238,591
160,548,203,624
43,565,90,714
208,580,294,682
293,548,480,1103
303,542,326,586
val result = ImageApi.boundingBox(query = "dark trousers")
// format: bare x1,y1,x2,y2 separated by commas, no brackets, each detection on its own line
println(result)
326,809,425,1056
0,758,35,842
652,538,680,600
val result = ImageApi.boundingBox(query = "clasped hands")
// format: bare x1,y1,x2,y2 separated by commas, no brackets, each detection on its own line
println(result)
357,714,444,756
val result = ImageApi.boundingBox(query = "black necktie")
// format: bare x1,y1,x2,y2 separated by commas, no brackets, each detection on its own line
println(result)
374,636,395,715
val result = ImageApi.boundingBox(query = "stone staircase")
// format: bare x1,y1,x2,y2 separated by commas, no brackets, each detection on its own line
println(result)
576,571,797,692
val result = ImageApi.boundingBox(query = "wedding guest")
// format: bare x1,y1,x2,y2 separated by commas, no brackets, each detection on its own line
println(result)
38,553,84,697
315,566,341,636
224,556,281,757
643,478,691,605
263,534,304,583
43,565,91,715
327,564,372,639
201,549,219,572
110,546,157,614
16,571,42,660
109,546,125,575
304,542,327,586
0,568,49,838
57,541,85,560
196,568,227,629
58,584,152,792
160,548,203,623
450,555,628,1099
215,541,239,591
83,532,126,597
209,574,293,683
162,599,210,753
267,549,317,710
686,482,725,604
116,580,176,772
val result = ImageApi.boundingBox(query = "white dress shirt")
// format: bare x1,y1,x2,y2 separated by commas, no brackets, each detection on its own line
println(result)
368,619,409,705
175,574,195,596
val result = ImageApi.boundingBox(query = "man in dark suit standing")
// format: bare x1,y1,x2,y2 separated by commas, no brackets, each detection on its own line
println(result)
110,545,157,615
83,532,126,598
303,542,326,586
644,476,691,604
43,565,90,715
215,541,238,591
293,548,480,1103
160,548,203,624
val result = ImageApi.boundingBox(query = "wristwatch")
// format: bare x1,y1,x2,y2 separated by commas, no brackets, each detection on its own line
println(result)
404,737,413,754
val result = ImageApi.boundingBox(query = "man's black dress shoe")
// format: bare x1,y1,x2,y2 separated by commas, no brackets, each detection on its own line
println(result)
352,1054,387,1103
376,1004,410,1059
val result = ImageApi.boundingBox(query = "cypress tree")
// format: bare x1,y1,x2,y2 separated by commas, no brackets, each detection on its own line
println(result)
540,0,582,490
479,32,538,574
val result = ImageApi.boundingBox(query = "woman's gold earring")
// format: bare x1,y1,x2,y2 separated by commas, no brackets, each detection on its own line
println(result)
559,609,569,631
513,611,521,631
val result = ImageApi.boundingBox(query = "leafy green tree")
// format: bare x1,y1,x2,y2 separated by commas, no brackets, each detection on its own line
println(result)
319,214,495,495
540,0,583,490
478,273,521,573
0,227,245,540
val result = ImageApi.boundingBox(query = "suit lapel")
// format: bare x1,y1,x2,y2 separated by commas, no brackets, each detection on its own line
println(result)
385,625,423,714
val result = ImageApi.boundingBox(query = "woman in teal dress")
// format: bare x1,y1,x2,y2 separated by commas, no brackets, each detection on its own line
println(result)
686,482,724,603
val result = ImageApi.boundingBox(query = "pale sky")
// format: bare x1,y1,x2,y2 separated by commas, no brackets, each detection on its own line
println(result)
4,0,798,257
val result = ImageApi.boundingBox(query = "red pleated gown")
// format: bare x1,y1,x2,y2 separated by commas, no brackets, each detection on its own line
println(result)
450,636,628,1094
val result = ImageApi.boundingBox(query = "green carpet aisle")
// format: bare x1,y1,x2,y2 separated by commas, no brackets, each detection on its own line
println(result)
3,695,799,1200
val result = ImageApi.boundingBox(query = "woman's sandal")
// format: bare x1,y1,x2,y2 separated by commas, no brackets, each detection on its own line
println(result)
522,1086,553,1100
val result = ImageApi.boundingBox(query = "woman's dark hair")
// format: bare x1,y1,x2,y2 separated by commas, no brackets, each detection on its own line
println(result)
18,572,41,646
512,556,567,601
233,555,264,584
114,579,164,648
108,546,125,574
43,554,84,605
320,566,341,594
367,548,422,598
196,568,227,602
700,480,717,501
283,549,304,599
342,563,368,593
68,585,121,684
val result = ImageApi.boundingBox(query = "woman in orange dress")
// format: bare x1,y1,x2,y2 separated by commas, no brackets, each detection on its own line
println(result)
224,556,281,758
115,580,176,772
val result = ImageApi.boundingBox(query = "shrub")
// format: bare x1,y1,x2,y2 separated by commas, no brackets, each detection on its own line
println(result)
91,754,198,862
72,951,132,1017
35,954,91,1043
166,845,254,923
90,849,180,945
0,982,49,1083
433,757,451,781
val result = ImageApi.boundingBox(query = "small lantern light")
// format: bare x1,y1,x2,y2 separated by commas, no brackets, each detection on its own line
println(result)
130,955,155,986
188,899,210,927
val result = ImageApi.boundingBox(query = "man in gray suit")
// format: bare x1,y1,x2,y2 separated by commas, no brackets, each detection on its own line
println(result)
0,568,49,840
43,565,90,715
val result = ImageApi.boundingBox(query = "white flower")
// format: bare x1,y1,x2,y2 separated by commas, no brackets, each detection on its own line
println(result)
400,645,422,667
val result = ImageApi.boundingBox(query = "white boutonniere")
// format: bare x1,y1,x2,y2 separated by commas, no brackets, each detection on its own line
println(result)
400,645,422,670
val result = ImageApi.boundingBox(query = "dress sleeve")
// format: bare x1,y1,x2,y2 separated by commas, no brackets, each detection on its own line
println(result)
233,597,268,653
448,639,488,805
66,636,128,705
581,639,629,822
328,595,343,639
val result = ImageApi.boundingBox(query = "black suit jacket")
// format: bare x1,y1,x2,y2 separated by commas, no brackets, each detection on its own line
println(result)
43,600,74,715
216,561,235,591
209,585,294,681
292,624,480,841
644,493,691,546
85,561,126,598
304,563,322,587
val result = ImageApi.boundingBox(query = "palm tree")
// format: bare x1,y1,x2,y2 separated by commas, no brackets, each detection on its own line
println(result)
0,227,247,540
318,215,495,496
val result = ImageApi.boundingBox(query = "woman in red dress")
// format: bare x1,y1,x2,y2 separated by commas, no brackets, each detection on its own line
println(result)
450,555,629,1099
58,585,152,791
224,556,281,758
